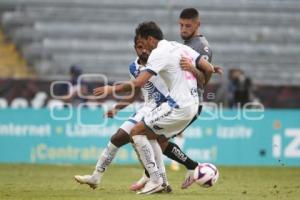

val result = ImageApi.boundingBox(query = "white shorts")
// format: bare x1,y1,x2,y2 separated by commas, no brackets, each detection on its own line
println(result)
143,102,199,138
120,106,154,134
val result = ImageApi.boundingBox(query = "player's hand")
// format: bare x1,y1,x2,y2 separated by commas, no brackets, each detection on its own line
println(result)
180,56,194,72
105,108,118,118
213,66,223,75
93,85,113,97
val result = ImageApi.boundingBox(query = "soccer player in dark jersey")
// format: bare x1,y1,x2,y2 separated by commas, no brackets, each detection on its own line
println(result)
179,7,222,188
171,8,213,172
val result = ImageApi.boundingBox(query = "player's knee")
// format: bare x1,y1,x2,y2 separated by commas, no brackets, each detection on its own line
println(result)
110,129,130,147
158,137,169,151
130,126,139,137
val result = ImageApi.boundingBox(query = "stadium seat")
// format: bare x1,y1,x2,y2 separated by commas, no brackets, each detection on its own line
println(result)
0,0,299,85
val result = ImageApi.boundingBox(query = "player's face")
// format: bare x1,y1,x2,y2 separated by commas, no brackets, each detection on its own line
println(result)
136,36,156,52
135,41,150,63
179,18,199,40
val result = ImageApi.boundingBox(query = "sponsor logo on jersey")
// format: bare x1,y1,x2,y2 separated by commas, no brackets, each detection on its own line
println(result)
153,125,164,130
150,110,172,124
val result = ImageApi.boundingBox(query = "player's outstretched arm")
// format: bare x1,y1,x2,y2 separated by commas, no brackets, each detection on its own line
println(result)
106,88,141,118
93,71,152,96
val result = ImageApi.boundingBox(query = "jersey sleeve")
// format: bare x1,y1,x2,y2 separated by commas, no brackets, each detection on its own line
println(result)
197,45,213,62
145,51,167,75
129,62,136,80
187,46,201,63
182,45,202,68
194,44,213,70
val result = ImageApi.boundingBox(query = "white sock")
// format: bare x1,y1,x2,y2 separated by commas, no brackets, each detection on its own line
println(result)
94,141,118,175
149,140,168,185
132,135,160,183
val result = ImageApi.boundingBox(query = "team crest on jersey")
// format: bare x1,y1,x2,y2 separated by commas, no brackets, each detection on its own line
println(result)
191,88,198,97
152,92,161,102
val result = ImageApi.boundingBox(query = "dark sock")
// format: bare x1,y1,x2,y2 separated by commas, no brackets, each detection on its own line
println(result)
163,142,198,170
144,168,150,178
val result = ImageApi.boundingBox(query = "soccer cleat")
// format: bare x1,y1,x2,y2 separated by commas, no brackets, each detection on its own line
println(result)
130,173,150,191
163,184,173,193
181,169,195,189
136,178,164,195
74,174,101,189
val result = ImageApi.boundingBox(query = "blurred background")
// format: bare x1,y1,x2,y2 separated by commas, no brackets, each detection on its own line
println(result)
0,0,300,166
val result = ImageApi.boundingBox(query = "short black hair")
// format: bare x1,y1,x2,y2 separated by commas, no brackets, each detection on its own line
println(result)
70,65,82,76
135,21,163,40
180,8,199,19
134,35,138,46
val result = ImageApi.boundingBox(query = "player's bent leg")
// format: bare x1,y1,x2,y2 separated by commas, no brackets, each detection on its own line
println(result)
171,134,185,171
74,129,130,189
131,122,164,194
110,128,131,147
94,129,129,173
158,136,198,170
130,138,150,192
130,141,151,192
158,133,199,189
131,131,172,193
149,139,172,192
140,102,198,191
134,102,198,193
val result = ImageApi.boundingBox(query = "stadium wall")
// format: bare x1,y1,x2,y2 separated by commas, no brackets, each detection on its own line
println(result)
0,108,299,166
1,79,300,108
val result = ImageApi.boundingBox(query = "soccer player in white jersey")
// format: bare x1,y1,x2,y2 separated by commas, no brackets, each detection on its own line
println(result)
74,36,171,191
93,21,220,194
74,35,206,193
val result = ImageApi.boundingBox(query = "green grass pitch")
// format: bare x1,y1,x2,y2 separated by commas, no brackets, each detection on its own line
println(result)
0,164,299,200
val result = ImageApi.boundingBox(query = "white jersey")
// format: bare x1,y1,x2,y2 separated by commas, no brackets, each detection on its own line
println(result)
145,40,200,107
129,58,170,108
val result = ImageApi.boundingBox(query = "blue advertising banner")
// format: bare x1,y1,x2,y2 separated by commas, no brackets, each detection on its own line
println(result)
0,107,299,166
